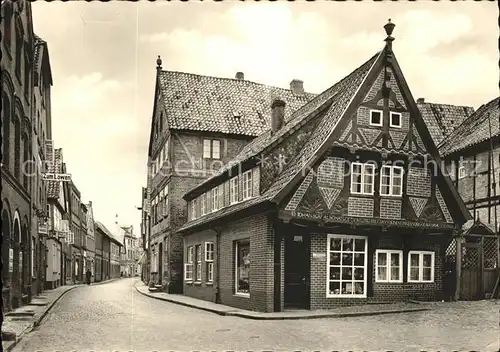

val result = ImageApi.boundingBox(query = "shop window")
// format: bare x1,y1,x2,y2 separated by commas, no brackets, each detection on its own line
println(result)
235,240,250,296
375,249,403,283
327,234,367,297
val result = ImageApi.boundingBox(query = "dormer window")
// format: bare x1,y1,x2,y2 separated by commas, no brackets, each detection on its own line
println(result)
458,165,466,179
242,170,253,200
200,193,207,216
230,176,239,204
370,109,383,127
389,112,402,128
211,187,219,212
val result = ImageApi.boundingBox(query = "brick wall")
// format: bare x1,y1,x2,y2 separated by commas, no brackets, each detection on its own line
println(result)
184,214,275,312
309,232,443,309
407,167,432,197
347,197,374,217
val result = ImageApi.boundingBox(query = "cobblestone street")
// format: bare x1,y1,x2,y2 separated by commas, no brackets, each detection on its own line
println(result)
12,278,498,351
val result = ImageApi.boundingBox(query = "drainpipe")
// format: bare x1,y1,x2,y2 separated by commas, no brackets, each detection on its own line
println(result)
211,227,222,304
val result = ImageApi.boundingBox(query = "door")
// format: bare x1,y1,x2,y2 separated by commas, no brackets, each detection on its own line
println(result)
158,243,163,285
460,243,482,300
284,235,310,309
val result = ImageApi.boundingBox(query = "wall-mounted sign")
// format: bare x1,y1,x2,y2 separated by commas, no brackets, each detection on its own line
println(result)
42,173,72,182
38,224,48,235
312,252,326,262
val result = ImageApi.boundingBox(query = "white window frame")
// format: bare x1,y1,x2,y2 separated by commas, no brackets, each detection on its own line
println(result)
235,240,250,297
458,165,466,179
205,242,214,283
212,140,221,159
191,199,197,220
408,250,435,283
203,139,211,159
369,109,383,127
389,111,402,128
184,246,194,282
350,162,375,195
375,249,403,283
211,187,219,212
326,234,368,298
195,245,202,282
242,170,253,200
230,177,239,205
379,165,404,197
200,193,207,216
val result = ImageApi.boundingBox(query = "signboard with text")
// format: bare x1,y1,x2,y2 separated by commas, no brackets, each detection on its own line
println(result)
38,223,48,235
42,173,72,182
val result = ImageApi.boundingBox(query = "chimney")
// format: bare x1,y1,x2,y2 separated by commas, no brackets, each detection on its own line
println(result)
290,79,304,95
235,72,244,80
271,98,286,135
417,98,425,103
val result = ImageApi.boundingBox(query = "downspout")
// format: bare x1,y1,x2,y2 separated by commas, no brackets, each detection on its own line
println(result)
211,227,222,304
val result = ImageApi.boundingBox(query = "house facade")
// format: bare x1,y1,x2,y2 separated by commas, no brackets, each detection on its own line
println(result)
1,0,35,311
69,182,83,283
146,57,315,293
438,97,500,299
95,223,103,282
84,201,96,281
177,21,472,312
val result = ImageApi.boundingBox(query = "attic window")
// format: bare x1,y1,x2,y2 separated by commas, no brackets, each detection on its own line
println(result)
390,112,402,128
370,110,383,127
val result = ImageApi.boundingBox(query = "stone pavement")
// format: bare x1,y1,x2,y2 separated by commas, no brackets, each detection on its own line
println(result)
134,281,432,319
1,278,122,352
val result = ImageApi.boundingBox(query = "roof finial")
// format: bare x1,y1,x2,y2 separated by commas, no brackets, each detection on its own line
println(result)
384,19,395,50
156,55,162,70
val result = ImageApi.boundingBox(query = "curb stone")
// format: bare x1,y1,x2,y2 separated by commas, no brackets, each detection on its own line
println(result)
134,283,431,320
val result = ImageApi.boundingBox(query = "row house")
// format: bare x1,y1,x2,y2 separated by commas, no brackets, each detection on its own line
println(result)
94,221,123,281
140,187,150,283
80,203,88,274
1,0,35,310
69,181,84,283
438,97,500,300
118,225,142,277
177,21,473,312
84,201,96,281
94,222,103,282
145,56,315,293
31,33,53,296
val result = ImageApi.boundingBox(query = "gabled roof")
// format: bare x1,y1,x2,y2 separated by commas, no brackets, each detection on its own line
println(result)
439,97,500,156
417,100,474,146
461,218,497,236
95,221,123,246
33,33,53,86
179,34,473,234
158,70,316,136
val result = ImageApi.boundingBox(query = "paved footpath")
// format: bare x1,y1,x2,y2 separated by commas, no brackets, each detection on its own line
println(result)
1,278,122,352
9,278,500,352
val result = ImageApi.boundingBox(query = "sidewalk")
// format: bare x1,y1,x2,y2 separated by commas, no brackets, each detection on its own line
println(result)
134,281,431,320
1,278,122,352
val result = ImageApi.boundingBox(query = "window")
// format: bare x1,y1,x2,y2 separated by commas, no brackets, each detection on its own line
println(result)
242,170,252,200
22,134,29,190
191,199,197,220
2,94,11,168
205,242,214,283
163,184,169,217
408,251,434,283
3,3,13,49
375,250,403,283
14,116,21,179
211,187,219,212
350,163,375,195
195,245,202,282
235,240,250,296
458,165,466,179
24,50,30,95
203,139,221,159
229,177,239,204
200,193,207,216
380,165,404,196
327,234,367,297
370,109,383,126
31,237,36,277
389,112,402,128
15,24,23,78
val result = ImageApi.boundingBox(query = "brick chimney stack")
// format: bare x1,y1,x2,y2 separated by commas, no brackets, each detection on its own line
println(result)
235,72,244,80
271,98,286,135
290,79,304,95
417,98,425,103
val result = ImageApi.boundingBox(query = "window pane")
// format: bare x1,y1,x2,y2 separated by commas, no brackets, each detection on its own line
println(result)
329,281,340,295
342,238,353,251
354,267,364,280
342,282,353,294
423,268,432,281
330,253,341,265
392,185,402,196
330,266,340,280
354,253,364,266
363,183,372,194
423,254,432,267
342,267,353,280
410,254,419,267
354,239,365,251
390,267,400,281
352,164,361,174
354,282,364,295
378,252,387,266
410,267,419,281
390,253,400,266
330,238,341,251
212,140,220,159
377,266,387,281
341,253,353,266
236,242,250,294
203,140,211,158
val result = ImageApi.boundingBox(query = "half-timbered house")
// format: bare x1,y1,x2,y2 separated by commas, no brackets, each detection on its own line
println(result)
177,21,472,312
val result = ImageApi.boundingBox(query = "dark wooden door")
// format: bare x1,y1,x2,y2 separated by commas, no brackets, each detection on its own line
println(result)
284,235,310,309
158,242,163,285
460,243,482,300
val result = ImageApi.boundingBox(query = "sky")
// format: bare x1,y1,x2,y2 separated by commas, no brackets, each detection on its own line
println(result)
31,1,498,234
